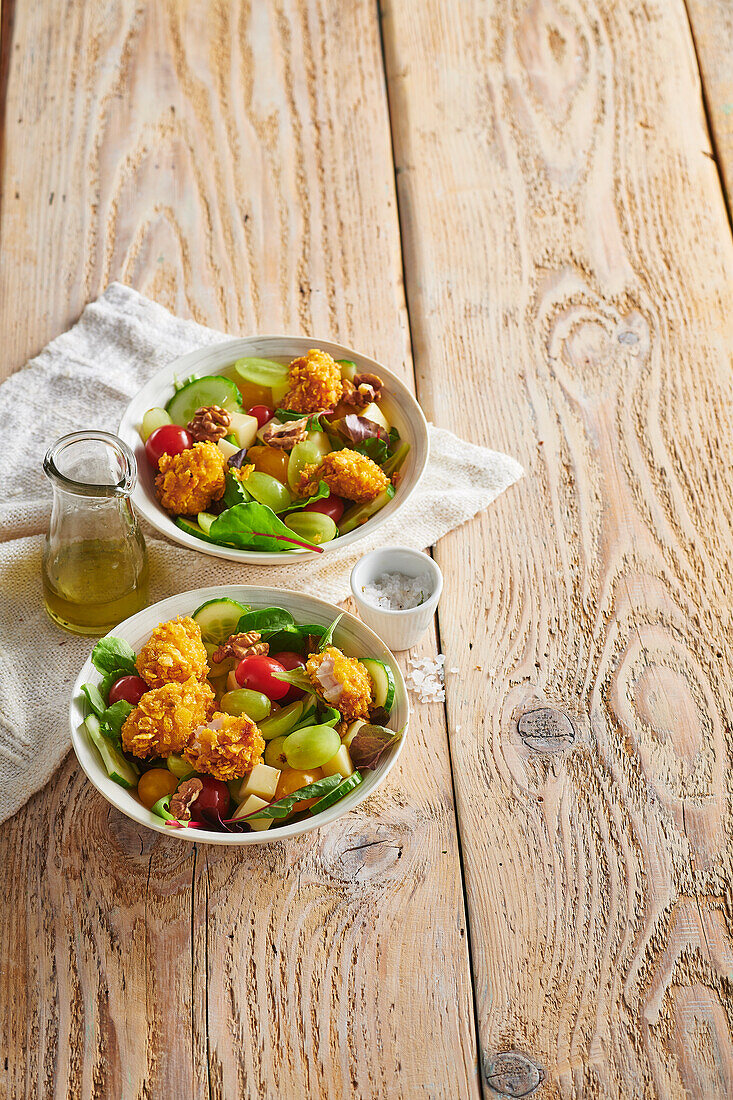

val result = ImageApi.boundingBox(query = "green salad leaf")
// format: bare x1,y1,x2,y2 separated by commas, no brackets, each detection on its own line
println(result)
236,607,296,636
318,613,343,652
282,480,330,514
81,683,134,750
208,502,324,553
237,775,343,821
273,667,315,694
90,636,137,678
222,469,251,508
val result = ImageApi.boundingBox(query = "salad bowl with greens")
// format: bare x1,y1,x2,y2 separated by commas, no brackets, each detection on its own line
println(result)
69,585,408,844
118,336,429,564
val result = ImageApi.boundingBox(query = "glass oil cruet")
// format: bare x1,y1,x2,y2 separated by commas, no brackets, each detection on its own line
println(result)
42,431,149,635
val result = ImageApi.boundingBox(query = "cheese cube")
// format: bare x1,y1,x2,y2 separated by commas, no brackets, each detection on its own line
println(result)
229,411,259,450
226,669,239,692
232,793,272,830
239,763,280,801
218,437,240,460
321,745,354,779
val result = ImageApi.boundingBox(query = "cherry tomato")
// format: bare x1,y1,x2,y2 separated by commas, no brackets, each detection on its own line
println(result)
275,767,323,813
190,777,231,822
145,425,193,467
108,675,148,706
235,654,290,701
270,651,307,704
303,495,346,524
137,769,178,810
248,404,275,428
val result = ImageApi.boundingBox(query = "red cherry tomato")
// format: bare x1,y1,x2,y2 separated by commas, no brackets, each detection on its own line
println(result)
190,777,231,822
145,425,193,467
235,654,290,700
108,675,148,706
271,651,307,704
303,495,345,523
248,405,275,429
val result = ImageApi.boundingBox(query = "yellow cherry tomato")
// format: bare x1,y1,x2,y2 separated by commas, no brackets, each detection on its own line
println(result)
247,445,290,483
236,380,273,409
137,768,179,810
275,767,323,812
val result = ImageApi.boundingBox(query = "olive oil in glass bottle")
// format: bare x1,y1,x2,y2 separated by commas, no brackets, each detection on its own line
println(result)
42,431,149,634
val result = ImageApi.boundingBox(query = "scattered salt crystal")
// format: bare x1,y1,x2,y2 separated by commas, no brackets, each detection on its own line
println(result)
449,666,459,674
361,570,433,611
455,725,462,732
405,654,445,703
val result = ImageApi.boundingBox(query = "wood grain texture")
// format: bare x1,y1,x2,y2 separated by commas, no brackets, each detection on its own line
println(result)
685,0,733,219
382,0,733,1096
0,2,478,1097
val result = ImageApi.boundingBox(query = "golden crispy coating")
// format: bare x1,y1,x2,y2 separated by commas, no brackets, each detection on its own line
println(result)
281,349,343,414
298,449,390,503
122,676,216,759
135,615,209,688
306,646,373,722
184,713,265,781
155,441,226,515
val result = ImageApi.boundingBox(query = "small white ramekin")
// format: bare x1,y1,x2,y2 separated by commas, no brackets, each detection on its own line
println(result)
350,546,443,651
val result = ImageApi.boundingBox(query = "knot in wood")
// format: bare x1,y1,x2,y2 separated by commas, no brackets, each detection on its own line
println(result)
485,1051,543,1097
517,707,574,753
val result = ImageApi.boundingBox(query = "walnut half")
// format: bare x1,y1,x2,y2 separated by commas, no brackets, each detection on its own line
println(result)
342,372,383,409
187,405,232,443
169,778,203,821
260,417,309,448
212,630,269,663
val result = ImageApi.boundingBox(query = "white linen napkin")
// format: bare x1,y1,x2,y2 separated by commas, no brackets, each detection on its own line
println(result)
0,283,522,824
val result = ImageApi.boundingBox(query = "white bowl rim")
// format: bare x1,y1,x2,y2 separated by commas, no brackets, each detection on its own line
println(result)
69,584,409,845
118,334,429,564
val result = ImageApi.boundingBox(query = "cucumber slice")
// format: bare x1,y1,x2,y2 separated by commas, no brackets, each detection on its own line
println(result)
338,484,396,535
360,658,396,713
166,375,242,426
174,516,222,545
197,511,216,535
192,597,249,644
310,770,362,814
234,357,290,390
85,715,139,789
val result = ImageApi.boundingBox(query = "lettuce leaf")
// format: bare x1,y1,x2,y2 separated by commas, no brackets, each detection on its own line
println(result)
282,480,330,514
90,636,137,678
209,502,323,552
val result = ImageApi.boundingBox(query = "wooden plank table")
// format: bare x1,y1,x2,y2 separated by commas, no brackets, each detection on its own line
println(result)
1,2,732,1096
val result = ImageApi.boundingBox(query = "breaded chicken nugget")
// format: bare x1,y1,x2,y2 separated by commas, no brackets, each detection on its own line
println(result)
122,676,216,759
136,615,209,688
155,441,226,515
306,646,373,722
281,349,343,413
184,713,265,781
298,449,389,503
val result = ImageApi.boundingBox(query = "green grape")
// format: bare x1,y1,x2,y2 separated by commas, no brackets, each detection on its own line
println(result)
287,438,330,491
283,724,341,770
220,689,272,722
245,470,293,513
284,511,337,545
167,754,195,780
140,407,173,441
258,700,305,740
265,735,289,768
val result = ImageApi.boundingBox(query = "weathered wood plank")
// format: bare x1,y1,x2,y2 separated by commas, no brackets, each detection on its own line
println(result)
686,0,733,216
382,0,733,1096
0,2,478,1097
